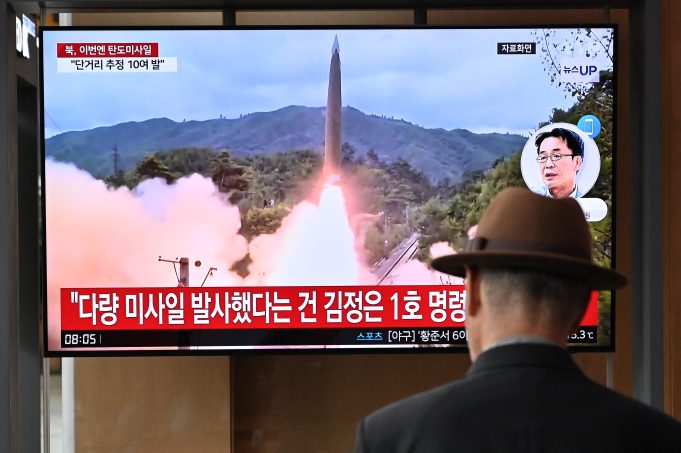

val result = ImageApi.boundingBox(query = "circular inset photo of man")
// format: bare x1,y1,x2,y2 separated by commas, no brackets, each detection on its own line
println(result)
520,122,601,199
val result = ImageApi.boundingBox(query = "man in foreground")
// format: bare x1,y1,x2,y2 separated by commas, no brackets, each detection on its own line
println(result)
354,187,681,452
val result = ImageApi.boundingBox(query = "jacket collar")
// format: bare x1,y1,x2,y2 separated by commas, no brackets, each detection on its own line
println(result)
466,343,583,378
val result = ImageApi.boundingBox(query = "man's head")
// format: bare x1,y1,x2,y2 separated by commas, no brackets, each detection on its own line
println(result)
535,128,584,198
463,265,590,360
430,188,626,360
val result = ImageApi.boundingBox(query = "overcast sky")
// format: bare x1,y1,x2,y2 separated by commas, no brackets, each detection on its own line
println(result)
42,28,614,138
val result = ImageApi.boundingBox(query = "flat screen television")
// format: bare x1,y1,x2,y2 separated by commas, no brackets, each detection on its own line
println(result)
40,26,617,355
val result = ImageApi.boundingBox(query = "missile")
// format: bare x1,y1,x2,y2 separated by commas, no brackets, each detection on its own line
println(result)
323,35,342,179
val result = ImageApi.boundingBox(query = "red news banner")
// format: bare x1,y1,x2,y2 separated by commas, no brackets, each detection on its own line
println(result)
60,285,598,331
57,43,159,58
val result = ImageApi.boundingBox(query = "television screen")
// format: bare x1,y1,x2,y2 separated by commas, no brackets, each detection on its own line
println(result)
41,26,616,355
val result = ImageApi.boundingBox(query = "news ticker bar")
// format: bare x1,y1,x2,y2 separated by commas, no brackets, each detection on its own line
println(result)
61,328,466,348
61,326,597,349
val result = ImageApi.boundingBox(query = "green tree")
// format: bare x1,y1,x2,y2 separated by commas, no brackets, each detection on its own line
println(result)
240,205,290,240
103,171,126,189
159,147,215,178
135,154,174,183
210,151,249,203
532,27,614,101
363,226,387,265
413,197,451,261
366,148,382,168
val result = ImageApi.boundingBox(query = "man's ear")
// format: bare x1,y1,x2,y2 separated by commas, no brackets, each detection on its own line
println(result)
574,155,583,171
465,266,481,318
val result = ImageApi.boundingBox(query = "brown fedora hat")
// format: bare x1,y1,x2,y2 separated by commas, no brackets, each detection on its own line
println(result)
430,187,627,289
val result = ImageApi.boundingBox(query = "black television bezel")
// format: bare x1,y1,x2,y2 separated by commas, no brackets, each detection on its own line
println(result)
39,24,619,357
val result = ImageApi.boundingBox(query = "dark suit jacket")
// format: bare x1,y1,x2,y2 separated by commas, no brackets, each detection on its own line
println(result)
355,344,681,453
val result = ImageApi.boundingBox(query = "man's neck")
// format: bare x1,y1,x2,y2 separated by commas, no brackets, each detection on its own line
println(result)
475,312,572,359
481,334,560,354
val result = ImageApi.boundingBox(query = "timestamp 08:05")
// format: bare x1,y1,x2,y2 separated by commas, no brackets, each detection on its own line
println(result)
61,332,102,347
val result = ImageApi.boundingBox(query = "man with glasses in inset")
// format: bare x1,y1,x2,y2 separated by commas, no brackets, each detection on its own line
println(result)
535,127,584,198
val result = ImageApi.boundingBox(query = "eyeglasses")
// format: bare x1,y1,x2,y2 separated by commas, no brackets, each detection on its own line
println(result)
536,153,575,163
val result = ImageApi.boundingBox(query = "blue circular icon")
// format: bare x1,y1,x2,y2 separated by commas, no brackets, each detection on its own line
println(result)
577,115,601,139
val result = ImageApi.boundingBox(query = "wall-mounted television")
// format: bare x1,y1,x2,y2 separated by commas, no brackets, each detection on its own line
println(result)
41,26,617,355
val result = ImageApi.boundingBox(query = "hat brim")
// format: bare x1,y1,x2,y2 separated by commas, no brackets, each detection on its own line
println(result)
430,250,627,290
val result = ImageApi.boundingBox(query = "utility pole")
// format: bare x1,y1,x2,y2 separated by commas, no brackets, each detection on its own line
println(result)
112,144,119,176
179,257,189,287
158,256,190,287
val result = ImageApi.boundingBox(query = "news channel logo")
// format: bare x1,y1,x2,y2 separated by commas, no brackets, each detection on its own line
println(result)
560,58,600,83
